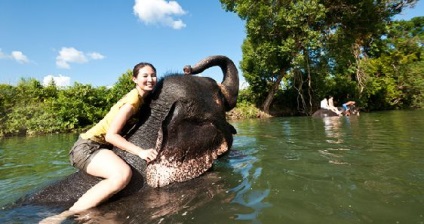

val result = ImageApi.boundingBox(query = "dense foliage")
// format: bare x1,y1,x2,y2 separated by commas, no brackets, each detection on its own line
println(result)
220,0,423,115
0,71,134,137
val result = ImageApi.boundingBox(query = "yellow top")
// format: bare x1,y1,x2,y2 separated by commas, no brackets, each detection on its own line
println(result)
80,88,143,144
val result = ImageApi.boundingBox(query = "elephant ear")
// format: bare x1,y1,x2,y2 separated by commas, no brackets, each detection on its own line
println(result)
145,101,229,188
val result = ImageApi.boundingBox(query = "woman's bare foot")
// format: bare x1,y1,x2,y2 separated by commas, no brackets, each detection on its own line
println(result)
39,210,77,224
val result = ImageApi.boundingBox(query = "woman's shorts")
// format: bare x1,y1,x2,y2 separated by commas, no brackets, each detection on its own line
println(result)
69,137,111,172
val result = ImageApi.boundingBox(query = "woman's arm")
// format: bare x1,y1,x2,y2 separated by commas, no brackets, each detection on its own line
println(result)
105,103,157,162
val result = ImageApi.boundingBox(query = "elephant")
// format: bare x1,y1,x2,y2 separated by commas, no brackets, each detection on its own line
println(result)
312,106,359,118
12,55,239,214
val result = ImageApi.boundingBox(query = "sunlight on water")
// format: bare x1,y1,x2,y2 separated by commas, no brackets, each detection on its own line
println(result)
0,134,77,208
1,110,424,223
227,111,424,224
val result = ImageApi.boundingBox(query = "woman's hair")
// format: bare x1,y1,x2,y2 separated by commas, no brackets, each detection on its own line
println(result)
133,62,157,78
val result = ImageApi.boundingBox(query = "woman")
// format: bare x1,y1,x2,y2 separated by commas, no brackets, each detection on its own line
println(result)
42,62,158,223
328,96,342,115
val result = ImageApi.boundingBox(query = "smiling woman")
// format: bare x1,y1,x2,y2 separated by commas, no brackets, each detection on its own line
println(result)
39,62,160,222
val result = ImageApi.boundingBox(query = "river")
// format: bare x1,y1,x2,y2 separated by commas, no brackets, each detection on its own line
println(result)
1,110,423,223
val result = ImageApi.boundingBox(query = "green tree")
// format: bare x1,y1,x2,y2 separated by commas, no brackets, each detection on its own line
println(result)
53,83,110,131
361,16,424,110
107,70,135,108
0,84,17,136
1,79,64,136
42,78,59,100
221,0,417,115
222,0,326,114
0,68,139,137
15,78,44,103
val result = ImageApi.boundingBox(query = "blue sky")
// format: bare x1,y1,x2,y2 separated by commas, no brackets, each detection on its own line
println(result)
0,0,423,88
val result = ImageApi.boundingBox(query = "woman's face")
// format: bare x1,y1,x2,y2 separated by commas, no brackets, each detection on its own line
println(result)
133,66,157,92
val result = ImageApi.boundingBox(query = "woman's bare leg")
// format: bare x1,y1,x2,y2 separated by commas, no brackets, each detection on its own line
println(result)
69,149,132,212
40,149,131,223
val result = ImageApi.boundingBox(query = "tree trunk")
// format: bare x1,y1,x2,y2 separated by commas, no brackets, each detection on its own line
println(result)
261,71,284,115
352,42,366,94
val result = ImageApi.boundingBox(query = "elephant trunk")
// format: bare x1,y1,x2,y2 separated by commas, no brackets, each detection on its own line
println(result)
183,55,239,111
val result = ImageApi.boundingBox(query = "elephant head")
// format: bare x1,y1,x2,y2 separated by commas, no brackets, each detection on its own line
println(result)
123,55,239,188
183,55,239,111
343,105,360,116
16,55,239,207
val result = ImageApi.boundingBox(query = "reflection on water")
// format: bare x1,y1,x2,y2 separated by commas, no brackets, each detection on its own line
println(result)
320,116,351,165
228,148,271,223
323,116,344,142
1,110,424,223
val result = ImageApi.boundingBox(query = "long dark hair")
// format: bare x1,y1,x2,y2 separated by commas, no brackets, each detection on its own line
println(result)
133,62,156,78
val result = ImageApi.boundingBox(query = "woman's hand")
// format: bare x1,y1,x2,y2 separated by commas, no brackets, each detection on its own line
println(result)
138,148,158,163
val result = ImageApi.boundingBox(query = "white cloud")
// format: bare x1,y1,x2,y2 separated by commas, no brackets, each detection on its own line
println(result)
0,49,30,63
11,51,29,64
133,0,187,29
56,47,87,69
56,47,104,69
88,52,105,60
43,75,71,87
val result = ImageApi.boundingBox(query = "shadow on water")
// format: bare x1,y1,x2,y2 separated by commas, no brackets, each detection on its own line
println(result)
77,145,267,224
1,110,424,223
1,163,237,223
65,171,236,224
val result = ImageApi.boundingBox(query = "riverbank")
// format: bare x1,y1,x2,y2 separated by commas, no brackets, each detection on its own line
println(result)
3,104,418,138
0,103,264,138
0,103,344,138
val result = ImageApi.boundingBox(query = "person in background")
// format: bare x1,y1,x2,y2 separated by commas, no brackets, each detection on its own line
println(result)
41,62,158,223
320,98,329,109
342,101,356,116
328,96,342,115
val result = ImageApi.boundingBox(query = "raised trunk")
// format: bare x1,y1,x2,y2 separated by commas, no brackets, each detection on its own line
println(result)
184,55,239,111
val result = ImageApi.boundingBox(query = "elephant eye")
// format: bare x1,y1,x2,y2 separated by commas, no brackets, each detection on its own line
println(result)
217,90,225,105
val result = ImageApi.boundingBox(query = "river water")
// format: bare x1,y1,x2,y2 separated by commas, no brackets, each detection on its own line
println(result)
1,110,423,223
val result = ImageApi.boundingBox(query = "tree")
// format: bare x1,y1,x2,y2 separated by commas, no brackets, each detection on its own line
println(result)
53,83,110,130
220,0,417,115
42,78,59,100
222,0,326,115
107,70,135,108
15,78,44,103
361,16,424,110
0,84,17,136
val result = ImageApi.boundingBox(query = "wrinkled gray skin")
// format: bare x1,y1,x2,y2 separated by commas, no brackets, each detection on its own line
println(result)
15,55,239,211
312,106,359,118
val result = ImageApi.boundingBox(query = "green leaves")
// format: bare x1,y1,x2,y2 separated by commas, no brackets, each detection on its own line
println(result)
221,0,421,115
361,17,424,110
0,71,136,137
